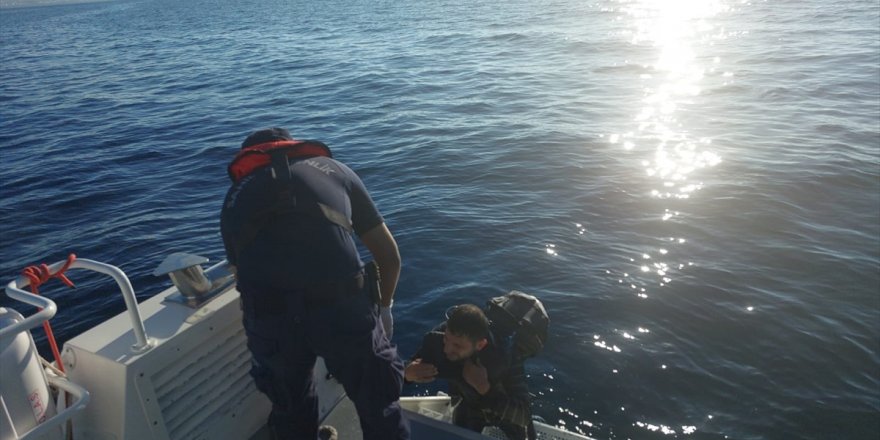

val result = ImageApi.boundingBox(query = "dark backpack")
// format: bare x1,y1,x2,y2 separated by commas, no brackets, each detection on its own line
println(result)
485,291,549,359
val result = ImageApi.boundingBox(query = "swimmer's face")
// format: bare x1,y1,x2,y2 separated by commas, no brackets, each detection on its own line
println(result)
443,331,486,361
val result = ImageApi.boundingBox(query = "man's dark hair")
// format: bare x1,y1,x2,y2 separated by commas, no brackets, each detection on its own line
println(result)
241,127,292,149
447,304,489,342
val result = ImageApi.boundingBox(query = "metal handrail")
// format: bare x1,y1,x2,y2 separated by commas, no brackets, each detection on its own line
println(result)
0,288,56,341
3,258,152,353
18,375,91,440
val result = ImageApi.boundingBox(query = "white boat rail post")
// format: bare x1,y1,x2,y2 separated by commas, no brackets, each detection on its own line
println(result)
3,258,152,353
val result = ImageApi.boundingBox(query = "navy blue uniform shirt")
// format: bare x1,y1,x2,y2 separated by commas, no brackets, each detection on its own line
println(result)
220,155,383,289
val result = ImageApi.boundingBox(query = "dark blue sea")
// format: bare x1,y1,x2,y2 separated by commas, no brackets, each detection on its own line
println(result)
1,0,878,439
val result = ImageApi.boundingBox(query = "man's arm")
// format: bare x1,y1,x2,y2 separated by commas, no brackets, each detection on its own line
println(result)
359,222,400,307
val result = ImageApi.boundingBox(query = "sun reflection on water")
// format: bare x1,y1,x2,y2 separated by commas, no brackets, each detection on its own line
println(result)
588,0,730,438
606,0,726,297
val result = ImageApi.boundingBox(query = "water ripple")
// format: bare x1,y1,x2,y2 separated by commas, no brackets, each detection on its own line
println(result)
1,1,878,439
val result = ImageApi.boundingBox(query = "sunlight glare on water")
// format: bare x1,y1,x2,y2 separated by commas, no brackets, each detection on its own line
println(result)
600,1,731,436
625,0,725,196
608,0,726,298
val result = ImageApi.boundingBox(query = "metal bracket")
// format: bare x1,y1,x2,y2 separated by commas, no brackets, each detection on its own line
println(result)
154,253,235,308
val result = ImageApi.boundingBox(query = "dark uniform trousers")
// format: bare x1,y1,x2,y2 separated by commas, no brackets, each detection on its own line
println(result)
239,277,410,440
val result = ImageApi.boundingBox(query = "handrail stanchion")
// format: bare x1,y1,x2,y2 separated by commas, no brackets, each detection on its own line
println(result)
71,259,151,353
3,258,152,353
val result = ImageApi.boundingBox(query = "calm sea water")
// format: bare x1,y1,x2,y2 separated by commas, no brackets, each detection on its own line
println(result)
1,0,878,439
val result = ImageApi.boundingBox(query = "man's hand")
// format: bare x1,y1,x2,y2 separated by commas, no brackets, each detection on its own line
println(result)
405,359,438,383
462,358,490,395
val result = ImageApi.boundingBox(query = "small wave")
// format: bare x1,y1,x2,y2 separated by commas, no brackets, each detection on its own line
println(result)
485,32,528,42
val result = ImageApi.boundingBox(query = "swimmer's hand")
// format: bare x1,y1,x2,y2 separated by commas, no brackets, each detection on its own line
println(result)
405,358,438,383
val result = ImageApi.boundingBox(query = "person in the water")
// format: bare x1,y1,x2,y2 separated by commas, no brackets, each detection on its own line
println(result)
405,304,535,440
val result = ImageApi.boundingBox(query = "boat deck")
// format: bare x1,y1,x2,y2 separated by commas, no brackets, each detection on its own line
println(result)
251,395,591,440
249,396,491,440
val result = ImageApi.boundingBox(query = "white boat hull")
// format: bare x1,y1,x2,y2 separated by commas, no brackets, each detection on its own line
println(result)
3,257,591,440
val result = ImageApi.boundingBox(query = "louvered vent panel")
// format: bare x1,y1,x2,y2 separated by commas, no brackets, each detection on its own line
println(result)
151,323,257,440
